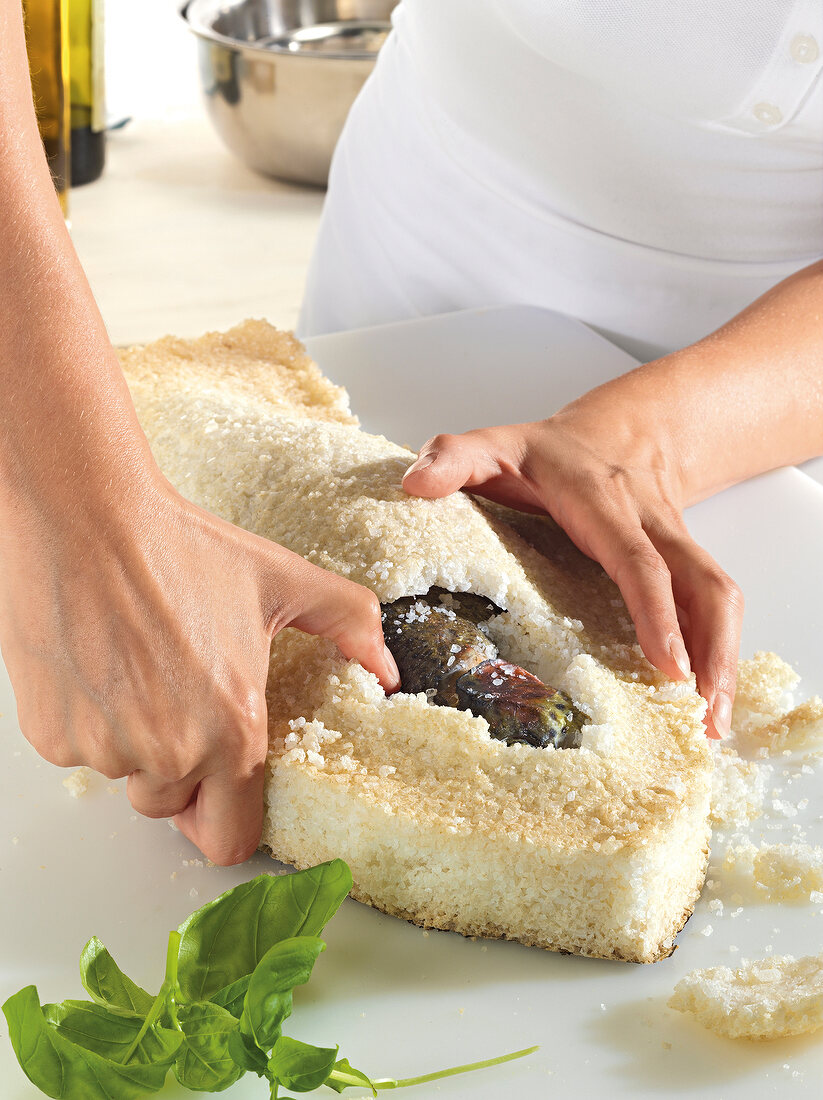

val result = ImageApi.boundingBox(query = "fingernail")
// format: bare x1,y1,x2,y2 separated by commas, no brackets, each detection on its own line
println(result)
383,644,400,687
711,692,732,740
403,453,434,479
668,635,691,679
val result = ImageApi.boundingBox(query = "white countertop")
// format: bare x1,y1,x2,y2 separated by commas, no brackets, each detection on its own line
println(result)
69,111,324,346
4,302,823,1099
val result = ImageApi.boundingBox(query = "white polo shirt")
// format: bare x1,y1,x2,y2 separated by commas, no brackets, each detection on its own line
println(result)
299,0,823,360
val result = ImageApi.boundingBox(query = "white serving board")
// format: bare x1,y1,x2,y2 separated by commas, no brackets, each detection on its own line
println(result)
2,305,823,1098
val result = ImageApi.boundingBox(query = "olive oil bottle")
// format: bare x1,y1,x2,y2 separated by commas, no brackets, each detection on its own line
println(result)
22,0,71,214
69,0,105,185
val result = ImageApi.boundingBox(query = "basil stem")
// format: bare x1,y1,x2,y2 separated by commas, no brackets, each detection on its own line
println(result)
121,930,181,1064
326,1044,539,1091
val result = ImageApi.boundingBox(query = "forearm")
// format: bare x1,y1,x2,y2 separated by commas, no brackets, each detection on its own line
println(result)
556,261,823,506
0,0,158,520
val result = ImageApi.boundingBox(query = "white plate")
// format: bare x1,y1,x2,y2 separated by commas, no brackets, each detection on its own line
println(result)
2,306,822,1098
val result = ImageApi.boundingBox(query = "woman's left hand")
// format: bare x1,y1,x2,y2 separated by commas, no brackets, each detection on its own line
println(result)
403,261,823,740
402,411,741,740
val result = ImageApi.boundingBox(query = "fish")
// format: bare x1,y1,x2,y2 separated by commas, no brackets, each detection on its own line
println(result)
381,588,585,749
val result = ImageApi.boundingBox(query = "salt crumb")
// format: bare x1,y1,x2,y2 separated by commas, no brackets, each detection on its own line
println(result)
189,887,199,899
62,768,91,798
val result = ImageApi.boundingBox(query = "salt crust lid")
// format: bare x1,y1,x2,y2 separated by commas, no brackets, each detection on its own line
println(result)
121,320,712,851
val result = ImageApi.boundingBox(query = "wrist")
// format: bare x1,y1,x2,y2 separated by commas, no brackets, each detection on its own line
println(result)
546,360,692,507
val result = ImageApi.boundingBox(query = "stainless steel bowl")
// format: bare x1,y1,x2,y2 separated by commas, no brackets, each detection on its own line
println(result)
181,0,397,187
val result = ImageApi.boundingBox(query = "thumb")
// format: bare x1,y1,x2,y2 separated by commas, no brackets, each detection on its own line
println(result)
402,433,500,499
282,556,400,692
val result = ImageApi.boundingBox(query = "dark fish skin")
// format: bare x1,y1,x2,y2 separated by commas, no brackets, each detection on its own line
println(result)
381,590,585,749
380,596,496,706
455,660,584,750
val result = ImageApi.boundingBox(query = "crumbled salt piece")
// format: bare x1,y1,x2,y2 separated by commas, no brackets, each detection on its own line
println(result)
450,644,461,653
11,836,19,845
802,765,814,775
708,899,724,915
106,784,120,795
170,871,178,880
600,1003,606,1011
810,891,823,903
798,798,810,810
699,925,713,937
189,888,199,899
729,945,739,953
62,768,91,798
772,799,798,817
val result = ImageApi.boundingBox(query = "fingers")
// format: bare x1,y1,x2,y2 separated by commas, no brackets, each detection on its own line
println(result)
172,763,266,867
402,433,506,498
589,508,742,738
655,533,744,740
570,510,691,685
127,770,201,819
526,469,741,736
271,551,399,692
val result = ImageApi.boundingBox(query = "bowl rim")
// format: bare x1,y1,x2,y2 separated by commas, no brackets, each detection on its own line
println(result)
179,0,391,61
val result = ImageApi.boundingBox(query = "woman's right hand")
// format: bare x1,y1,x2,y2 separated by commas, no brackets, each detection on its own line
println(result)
0,470,398,866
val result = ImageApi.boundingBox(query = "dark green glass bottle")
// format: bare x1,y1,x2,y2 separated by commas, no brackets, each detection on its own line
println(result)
69,0,105,185
22,0,71,213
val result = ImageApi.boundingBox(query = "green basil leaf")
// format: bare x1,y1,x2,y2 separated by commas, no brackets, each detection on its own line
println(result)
79,937,154,1016
324,1057,378,1096
268,1036,338,1093
227,1027,269,1077
240,937,325,1052
209,973,251,1019
177,860,351,1003
173,1001,244,1092
2,986,181,1099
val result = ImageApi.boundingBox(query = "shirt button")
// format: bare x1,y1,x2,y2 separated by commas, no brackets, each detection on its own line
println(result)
790,34,819,63
752,102,783,126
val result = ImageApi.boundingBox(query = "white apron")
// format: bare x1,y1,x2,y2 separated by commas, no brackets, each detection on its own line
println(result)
298,0,823,361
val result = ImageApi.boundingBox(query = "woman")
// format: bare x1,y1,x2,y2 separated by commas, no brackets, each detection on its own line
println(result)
301,0,823,743
0,0,820,865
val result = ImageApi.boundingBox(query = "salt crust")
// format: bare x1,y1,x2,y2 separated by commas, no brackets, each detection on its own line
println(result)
723,841,823,902
669,954,823,1039
732,653,823,754
62,768,91,798
709,745,770,828
122,320,713,963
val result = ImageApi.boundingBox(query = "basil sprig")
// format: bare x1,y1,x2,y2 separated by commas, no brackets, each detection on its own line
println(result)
3,859,536,1097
